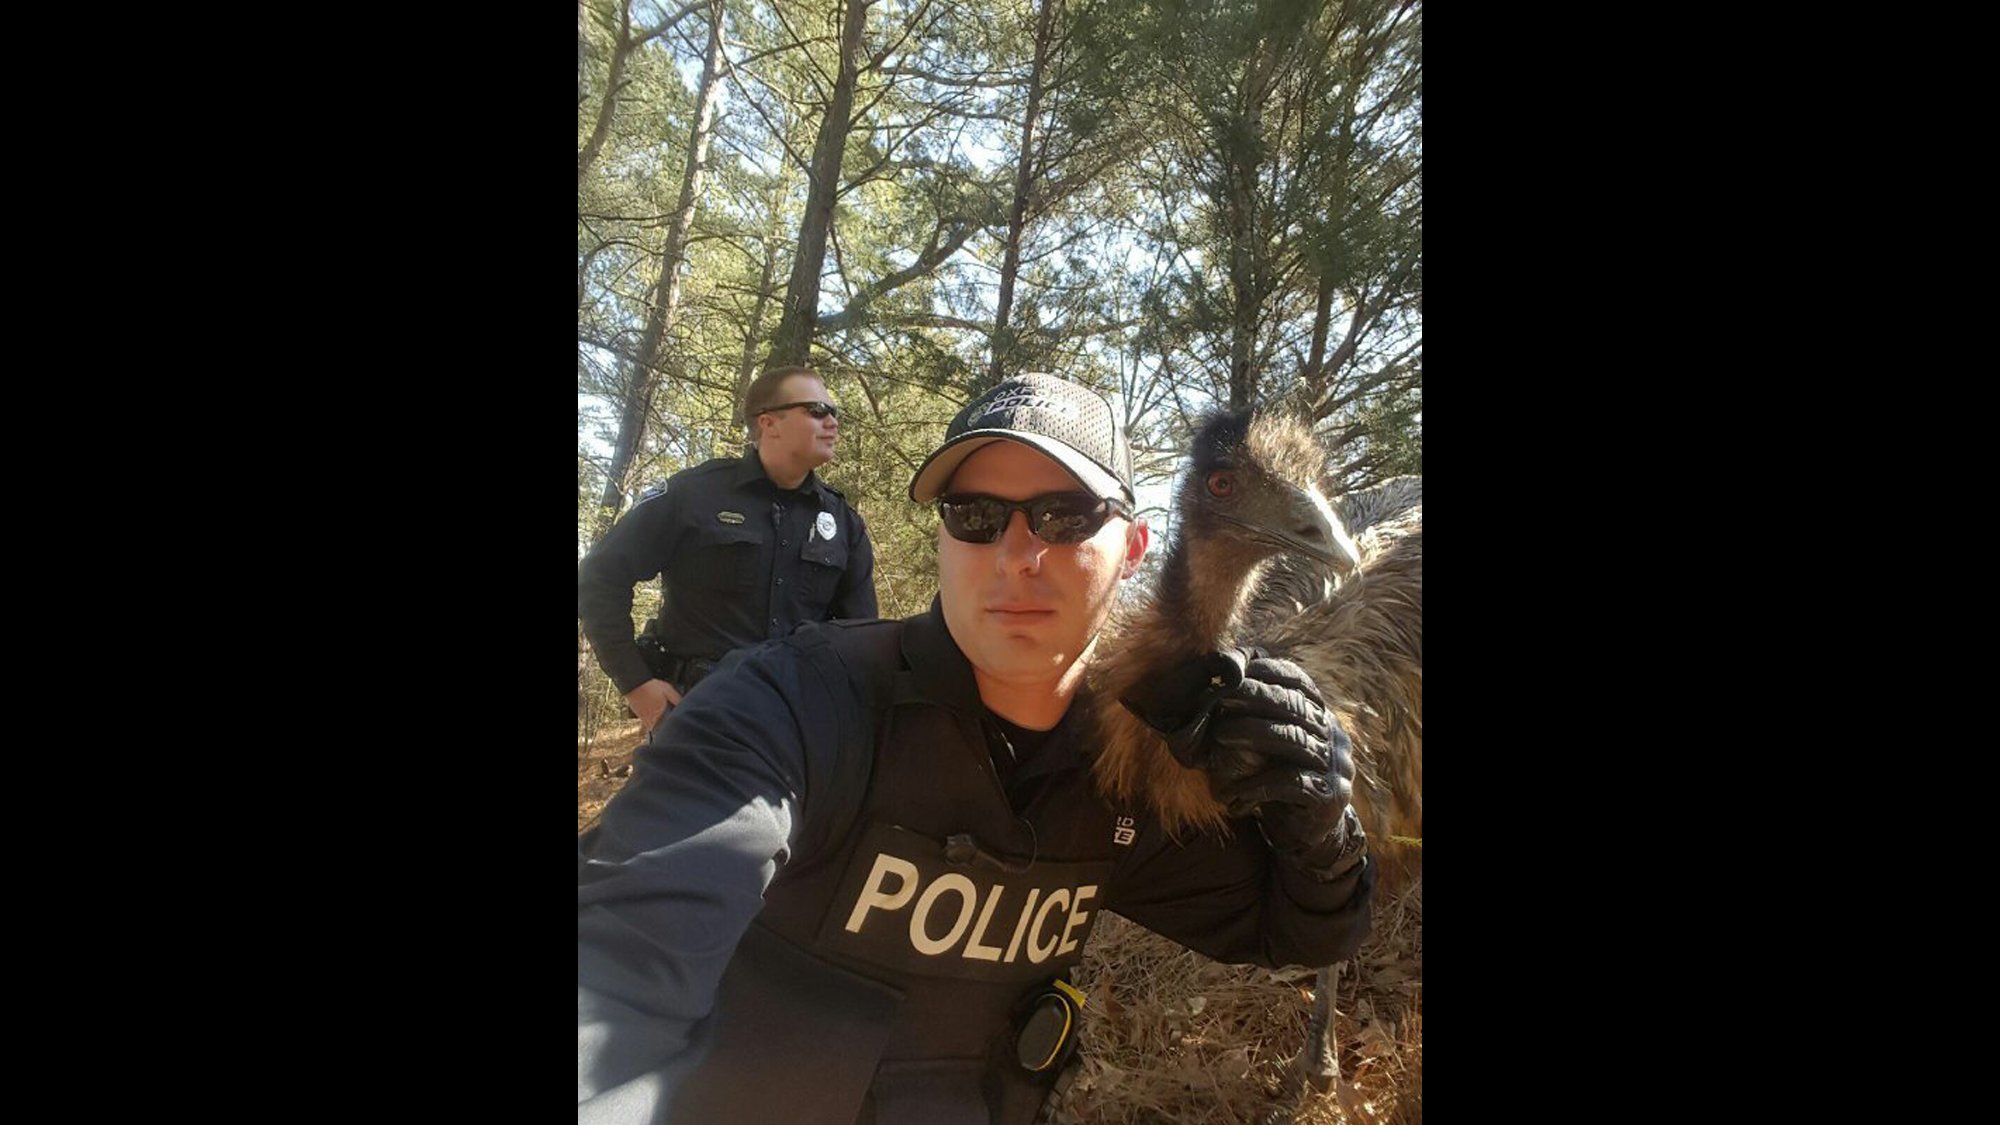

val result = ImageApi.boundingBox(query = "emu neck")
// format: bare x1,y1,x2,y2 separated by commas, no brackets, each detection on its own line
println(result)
1158,538,1267,654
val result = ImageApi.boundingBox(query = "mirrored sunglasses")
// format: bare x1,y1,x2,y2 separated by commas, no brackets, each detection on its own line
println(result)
763,400,840,420
936,492,1130,545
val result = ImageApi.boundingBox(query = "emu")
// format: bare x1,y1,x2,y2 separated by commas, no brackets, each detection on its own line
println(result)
1087,408,1423,1105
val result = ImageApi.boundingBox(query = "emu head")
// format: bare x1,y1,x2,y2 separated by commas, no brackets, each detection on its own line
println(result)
1177,410,1360,578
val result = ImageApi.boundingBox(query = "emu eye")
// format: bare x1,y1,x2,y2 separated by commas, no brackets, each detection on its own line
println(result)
1206,471,1235,498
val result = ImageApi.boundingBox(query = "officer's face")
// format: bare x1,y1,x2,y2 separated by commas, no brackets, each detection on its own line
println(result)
763,375,839,467
937,440,1148,700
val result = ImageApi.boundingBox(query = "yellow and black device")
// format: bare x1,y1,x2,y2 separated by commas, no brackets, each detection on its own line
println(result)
1014,978,1088,1073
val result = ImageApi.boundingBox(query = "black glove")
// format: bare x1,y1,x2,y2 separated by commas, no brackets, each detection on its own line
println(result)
1118,647,1258,772
1122,648,1366,878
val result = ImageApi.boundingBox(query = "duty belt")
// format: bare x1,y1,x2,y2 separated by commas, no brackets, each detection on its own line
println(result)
636,634,720,689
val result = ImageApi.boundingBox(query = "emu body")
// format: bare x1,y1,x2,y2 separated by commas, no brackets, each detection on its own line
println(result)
1084,408,1423,1104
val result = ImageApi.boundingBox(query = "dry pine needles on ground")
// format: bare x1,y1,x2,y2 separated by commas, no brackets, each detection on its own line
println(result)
1049,894,1420,1125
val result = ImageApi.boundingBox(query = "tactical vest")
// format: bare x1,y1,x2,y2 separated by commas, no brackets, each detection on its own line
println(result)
667,620,1129,1125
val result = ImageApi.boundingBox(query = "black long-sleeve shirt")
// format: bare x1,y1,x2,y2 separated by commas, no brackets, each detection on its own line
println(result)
578,448,877,693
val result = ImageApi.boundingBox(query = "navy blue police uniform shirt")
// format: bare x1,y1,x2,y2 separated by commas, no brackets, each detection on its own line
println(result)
578,448,878,694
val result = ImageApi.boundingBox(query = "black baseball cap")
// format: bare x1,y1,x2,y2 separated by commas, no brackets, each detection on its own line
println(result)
908,374,1135,503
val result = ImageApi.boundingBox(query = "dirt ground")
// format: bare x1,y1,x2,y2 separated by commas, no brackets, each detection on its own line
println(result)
577,719,647,833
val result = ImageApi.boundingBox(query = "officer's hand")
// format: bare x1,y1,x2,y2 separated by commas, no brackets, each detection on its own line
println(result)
1189,653,1342,809
1122,649,1330,784
1123,650,1364,874
1207,656,1364,874
625,678,683,733
1119,648,1252,768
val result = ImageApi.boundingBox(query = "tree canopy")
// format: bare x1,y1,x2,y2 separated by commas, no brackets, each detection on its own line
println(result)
579,0,1422,611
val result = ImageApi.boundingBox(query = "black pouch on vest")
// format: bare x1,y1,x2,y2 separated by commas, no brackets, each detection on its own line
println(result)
1014,978,1087,1074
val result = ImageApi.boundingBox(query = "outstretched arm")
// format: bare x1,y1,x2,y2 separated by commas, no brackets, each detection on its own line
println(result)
578,642,850,1117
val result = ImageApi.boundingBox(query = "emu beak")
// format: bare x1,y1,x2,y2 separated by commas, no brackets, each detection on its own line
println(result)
1284,487,1361,578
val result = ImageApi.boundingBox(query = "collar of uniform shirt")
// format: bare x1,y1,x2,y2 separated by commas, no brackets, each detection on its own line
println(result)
900,598,983,715
734,447,825,499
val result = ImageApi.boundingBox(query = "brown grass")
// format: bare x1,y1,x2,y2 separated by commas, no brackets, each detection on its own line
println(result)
1050,880,1421,1125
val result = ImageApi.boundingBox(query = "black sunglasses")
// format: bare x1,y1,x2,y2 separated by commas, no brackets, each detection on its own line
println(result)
936,492,1131,545
760,400,840,420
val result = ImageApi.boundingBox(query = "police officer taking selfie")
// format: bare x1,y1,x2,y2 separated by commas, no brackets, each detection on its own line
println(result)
578,373,1372,1125
578,365,878,732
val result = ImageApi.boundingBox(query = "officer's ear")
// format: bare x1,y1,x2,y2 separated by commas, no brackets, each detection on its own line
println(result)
1119,517,1149,580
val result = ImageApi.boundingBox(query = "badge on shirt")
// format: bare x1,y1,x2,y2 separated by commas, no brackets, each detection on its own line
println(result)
718,511,746,525
815,511,838,541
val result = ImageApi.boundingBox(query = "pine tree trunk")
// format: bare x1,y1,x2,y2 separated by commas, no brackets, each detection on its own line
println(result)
1226,33,1281,409
988,0,1059,388
732,203,788,434
592,0,729,538
763,0,873,372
